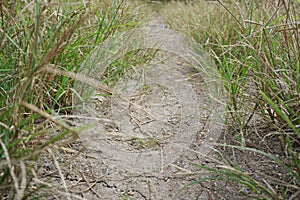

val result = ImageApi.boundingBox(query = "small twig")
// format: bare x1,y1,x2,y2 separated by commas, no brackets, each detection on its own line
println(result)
33,177,89,200
147,179,153,200
0,140,24,200
67,181,86,189
20,100,77,134
243,20,263,26
76,171,106,198
48,148,72,200
160,146,164,174
169,163,192,173
52,144,81,154
19,161,27,200
68,180,98,194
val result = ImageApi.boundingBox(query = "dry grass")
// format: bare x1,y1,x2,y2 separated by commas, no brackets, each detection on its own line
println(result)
1,0,299,198
159,0,300,198
0,0,144,198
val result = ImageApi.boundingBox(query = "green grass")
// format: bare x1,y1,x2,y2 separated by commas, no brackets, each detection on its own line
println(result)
0,0,143,198
102,48,158,86
1,0,300,199
160,0,300,198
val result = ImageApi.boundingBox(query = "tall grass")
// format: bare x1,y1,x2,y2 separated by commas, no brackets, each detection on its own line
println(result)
161,0,299,198
0,0,142,198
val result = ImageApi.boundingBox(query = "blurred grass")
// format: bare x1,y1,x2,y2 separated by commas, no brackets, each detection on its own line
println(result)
159,0,300,198
102,48,158,86
0,0,144,198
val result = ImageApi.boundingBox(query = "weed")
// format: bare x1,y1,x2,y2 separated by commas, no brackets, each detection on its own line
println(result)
0,0,142,198
161,0,300,198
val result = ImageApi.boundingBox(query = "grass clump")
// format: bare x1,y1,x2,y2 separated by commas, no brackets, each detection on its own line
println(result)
0,0,143,198
160,0,300,198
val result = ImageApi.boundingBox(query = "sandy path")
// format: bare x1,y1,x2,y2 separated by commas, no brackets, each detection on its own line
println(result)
36,9,225,200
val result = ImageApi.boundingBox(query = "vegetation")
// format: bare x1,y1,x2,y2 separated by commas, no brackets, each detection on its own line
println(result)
1,0,299,199
160,0,300,199
0,0,143,198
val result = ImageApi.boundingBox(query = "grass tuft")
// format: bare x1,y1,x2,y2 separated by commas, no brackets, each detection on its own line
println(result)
0,0,143,198
160,0,300,198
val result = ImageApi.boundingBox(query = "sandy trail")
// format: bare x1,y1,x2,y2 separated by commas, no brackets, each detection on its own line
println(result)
37,9,225,200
